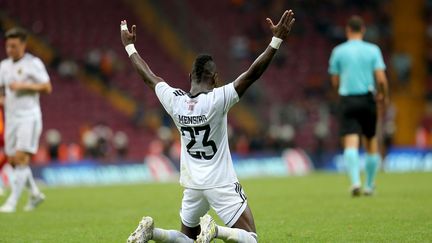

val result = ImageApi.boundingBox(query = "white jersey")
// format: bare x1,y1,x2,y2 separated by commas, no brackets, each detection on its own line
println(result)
155,82,240,189
0,53,50,121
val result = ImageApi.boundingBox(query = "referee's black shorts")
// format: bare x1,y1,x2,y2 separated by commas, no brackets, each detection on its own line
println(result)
339,93,377,139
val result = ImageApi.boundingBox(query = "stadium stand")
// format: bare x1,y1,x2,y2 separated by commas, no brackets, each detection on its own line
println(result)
0,0,393,164
0,0,190,160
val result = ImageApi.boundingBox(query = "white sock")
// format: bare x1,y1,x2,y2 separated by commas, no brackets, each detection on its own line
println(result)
152,228,194,243
3,166,27,208
216,226,258,243
23,166,40,196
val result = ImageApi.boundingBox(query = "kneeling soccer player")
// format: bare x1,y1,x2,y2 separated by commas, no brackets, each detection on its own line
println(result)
120,9,295,243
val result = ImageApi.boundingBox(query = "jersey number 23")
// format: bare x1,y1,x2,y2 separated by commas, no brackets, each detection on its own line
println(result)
180,125,217,160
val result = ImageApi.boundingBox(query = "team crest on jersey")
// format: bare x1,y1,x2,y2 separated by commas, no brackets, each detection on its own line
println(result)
17,68,23,75
187,100,198,111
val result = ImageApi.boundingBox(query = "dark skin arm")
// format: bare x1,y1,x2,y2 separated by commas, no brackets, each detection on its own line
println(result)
120,20,163,90
233,10,295,97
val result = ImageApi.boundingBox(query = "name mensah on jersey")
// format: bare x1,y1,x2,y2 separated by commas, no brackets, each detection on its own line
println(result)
178,115,208,125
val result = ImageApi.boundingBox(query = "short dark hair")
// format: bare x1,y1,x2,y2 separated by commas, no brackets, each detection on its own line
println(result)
5,27,28,41
191,54,215,82
347,15,364,32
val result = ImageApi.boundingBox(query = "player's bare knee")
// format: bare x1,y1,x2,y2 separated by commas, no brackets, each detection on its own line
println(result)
13,151,31,165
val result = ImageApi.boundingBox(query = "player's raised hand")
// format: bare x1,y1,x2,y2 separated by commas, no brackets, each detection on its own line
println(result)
120,20,136,46
266,10,295,40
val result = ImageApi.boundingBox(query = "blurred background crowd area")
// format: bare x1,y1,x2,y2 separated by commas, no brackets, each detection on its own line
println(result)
0,0,430,167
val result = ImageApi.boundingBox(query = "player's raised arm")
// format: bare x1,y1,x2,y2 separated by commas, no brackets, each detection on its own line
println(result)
120,20,163,90
233,10,295,97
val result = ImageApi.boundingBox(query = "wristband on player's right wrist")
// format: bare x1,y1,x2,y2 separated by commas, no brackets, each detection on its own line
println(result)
269,37,283,49
125,44,137,57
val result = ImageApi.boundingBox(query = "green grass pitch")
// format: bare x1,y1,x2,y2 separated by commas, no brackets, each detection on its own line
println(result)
0,172,431,242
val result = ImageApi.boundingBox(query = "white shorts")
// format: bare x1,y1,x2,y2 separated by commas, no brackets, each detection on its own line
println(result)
5,117,42,156
180,182,248,228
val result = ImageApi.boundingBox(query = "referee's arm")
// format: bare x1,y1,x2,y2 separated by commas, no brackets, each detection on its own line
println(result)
328,48,340,92
330,75,340,91
375,69,389,105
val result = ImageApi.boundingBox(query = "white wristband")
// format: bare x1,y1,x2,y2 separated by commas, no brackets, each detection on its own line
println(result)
125,44,137,57
269,37,283,49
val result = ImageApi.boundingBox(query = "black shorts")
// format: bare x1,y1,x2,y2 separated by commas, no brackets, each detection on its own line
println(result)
339,93,377,138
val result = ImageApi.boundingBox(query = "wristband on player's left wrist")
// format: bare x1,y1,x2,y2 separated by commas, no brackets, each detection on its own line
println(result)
269,37,283,49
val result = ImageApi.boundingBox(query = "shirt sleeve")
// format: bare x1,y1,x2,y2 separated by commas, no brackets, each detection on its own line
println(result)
30,58,50,83
373,46,386,70
221,82,240,113
155,82,176,115
328,48,340,75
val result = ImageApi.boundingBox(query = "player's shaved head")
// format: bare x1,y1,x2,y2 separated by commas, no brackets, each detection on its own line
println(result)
5,27,28,42
191,54,216,83
347,15,364,33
